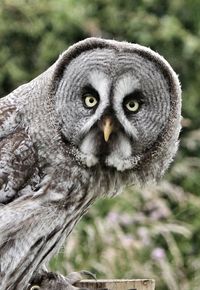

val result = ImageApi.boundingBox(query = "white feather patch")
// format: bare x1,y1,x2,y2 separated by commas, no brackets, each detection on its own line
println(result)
80,130,98,167
114,74,140,138
89,70,110,102
106,133,132,171
79,71,111,135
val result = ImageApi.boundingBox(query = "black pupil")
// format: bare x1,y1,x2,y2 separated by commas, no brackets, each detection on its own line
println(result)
89,97,94,103
129,101,135,107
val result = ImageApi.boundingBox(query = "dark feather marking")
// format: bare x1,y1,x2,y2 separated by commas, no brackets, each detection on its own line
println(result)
36,216,76,267
9,239,46,290
30,237,45,251
9,226,62,288
35,209,88,271
0,239,15,261
6,237,44,284
36,228,63,267
0,106,16,126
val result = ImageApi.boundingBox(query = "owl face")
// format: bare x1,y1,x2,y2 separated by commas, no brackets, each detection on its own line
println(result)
55,48,171,171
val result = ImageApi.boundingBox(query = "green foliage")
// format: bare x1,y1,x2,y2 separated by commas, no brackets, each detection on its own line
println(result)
0,1,200,289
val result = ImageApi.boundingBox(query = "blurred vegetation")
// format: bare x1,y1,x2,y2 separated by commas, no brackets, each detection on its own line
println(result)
0,1,200,289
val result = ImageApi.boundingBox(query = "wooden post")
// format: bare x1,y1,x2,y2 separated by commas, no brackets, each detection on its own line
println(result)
75,279,155,290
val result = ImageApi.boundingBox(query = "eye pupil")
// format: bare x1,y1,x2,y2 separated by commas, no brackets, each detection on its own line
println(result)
129,101,135,108
89,98,94,103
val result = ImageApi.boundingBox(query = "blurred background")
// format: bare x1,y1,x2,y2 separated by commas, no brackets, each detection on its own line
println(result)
0,0,200,289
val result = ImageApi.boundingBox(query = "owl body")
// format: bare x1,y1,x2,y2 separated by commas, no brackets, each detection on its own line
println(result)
0,38,181,290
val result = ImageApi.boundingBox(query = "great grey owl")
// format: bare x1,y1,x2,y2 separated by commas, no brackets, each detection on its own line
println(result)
0,38,181,290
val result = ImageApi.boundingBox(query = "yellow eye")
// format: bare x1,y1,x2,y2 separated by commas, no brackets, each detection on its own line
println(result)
84,94,98,108
125,100,140,112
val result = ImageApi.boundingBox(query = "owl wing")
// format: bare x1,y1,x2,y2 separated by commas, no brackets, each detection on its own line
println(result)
0,101,38,204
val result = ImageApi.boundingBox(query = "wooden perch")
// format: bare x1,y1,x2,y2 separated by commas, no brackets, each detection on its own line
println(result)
75,279,155,290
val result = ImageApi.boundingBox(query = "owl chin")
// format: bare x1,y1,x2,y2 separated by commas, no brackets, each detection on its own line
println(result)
82,153,99,167
78,128,136,171
62,129,138,171
80,151,140,172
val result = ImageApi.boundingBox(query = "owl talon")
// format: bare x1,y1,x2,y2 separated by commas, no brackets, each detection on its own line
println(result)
30,270,92,290
66,270,96,285
79,270,97,280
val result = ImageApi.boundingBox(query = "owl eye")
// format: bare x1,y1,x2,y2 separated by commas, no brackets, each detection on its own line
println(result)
83,93,99,108
125,99,140,112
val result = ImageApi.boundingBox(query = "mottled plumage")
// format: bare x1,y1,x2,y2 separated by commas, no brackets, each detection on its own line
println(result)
0,38,181,290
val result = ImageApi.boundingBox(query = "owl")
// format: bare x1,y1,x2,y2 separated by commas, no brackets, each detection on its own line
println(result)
0,38,181,290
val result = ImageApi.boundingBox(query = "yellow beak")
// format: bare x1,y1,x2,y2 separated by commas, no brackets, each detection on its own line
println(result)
101,116,113,142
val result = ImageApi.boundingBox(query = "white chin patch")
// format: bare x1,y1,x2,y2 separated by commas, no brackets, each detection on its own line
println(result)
106,133,133,171
84,154,98,167
79,131,99,167
80,131,133,170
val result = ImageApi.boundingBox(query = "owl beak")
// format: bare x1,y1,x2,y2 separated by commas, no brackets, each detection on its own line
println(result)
101,116,114,142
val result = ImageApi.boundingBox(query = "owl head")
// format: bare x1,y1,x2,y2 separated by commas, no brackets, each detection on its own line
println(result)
50,38,181,183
